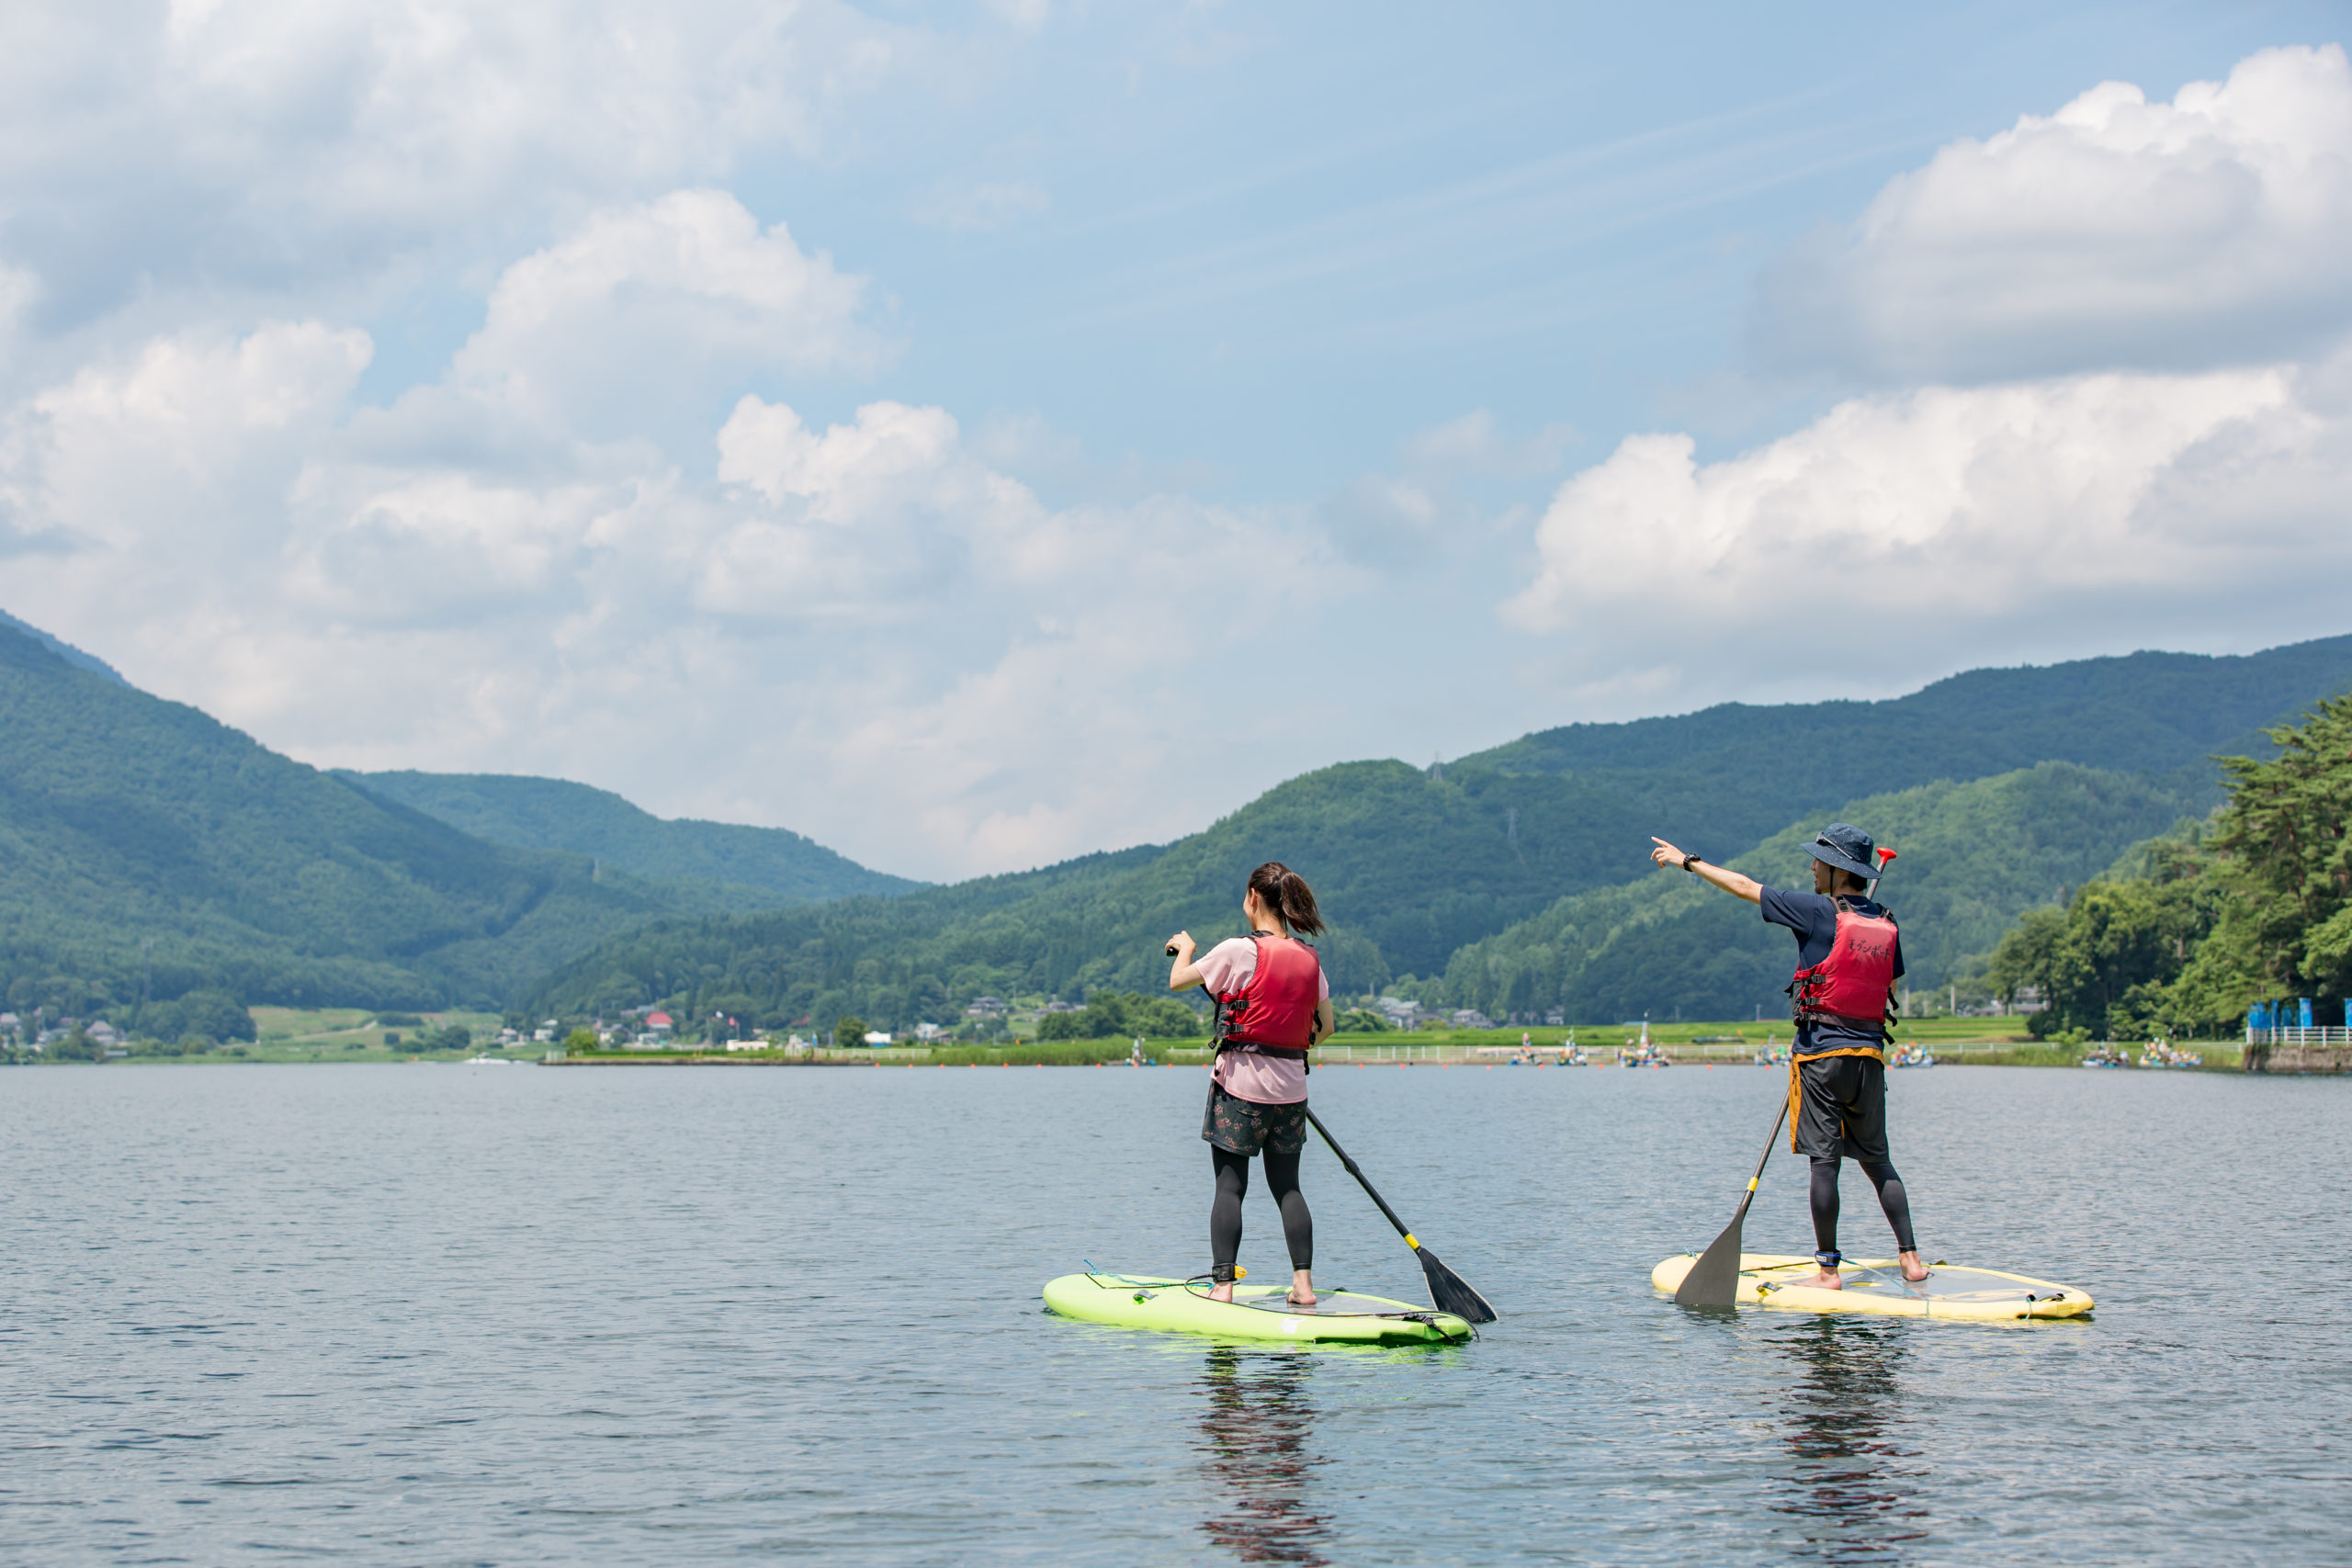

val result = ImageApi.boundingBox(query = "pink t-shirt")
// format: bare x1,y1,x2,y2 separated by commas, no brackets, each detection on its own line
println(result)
1198,936,1329,1106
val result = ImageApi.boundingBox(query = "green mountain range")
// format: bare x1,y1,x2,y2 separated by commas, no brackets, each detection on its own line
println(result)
1438,762,2203,1025
0,609,126,685
0,620,892,1018
339,771,922,905
7,602,2351,1032
1450,639,2352,867
528,637,2352,1029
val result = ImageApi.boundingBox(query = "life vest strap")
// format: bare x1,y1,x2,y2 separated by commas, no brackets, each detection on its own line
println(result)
1804,1010,1891,1036
1216,1039,1310,1061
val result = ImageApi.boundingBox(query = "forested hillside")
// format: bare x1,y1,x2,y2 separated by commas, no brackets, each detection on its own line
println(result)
1986,694,2352,1042
527,637,2352,1031
1436,763,2203,1024
342,771,921,905
0,609,125,684
526,759,1603,1023
1456,636,2352,857
10,597,2350,1033
0,622,706,1016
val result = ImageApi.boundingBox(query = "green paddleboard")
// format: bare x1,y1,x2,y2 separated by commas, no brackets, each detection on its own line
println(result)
1042,1271,1475,1344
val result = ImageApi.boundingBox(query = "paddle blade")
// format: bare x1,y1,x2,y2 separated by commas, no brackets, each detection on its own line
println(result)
1416,1245,1498,1324
1673,1201,1750,1310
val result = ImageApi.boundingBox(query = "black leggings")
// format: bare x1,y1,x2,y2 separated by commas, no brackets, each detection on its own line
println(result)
1811,1156,1917,1257
1210,1145,1313,1277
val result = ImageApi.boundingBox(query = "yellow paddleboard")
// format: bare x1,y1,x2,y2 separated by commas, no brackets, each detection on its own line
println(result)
1650,1252,2092,1320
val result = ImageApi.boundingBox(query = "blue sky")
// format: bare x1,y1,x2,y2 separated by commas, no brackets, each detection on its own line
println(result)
2,2,2348,880
358,1,2346,489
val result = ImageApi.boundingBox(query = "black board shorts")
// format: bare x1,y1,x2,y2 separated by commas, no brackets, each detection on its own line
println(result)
1203,1083,1307,1157
1795,1054,1891,1162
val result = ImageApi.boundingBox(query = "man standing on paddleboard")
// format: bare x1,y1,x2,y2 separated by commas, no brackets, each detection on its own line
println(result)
1167,863,1336,1307
1646,823,1928,1290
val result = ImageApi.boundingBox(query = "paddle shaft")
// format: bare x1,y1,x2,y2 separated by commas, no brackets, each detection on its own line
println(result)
1303,1108,1420,1246
1735,1096,1791,1223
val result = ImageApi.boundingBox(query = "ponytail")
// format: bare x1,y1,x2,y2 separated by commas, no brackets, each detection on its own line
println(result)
1247,861,1326,937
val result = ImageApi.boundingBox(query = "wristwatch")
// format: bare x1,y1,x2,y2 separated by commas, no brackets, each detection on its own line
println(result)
1683,854,1704,873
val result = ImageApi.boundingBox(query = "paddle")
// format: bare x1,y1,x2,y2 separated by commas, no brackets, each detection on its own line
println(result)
1305,1108,1497,1324
1674,1097,1790,1309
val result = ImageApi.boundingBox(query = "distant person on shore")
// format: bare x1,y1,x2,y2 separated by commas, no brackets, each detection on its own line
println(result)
1647,823,1928,1289
1166,863,1335,1306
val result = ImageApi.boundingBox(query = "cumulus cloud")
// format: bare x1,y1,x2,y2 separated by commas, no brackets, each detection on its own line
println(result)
1504,359,2352,705
10,321,371,554
445,190,888,448
1756,44,2352,382
1503,43,2352,716
0,192,1344,879
0,0,946,325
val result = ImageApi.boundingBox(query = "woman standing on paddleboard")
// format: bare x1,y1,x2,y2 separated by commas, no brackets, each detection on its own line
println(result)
1167,863,1335,1306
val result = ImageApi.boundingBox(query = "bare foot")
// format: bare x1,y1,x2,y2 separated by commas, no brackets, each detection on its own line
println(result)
1795,1269,1844,1290
1208,1282,1234,1303
1898,1250,1928,1283
1287,1269,1317,1308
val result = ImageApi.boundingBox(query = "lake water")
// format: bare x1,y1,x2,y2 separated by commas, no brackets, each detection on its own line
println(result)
2,1061,2346,1564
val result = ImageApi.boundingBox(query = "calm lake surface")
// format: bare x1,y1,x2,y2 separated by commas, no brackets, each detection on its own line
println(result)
2,1061,2346,1565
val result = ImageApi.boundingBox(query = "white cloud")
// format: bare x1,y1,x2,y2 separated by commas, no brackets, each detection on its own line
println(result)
444,190,888,447
0,194,1347,878
0,0,947,325
1756,44,2352,381
9,321,371,554
1504,359,2352,706
1505,43,2352,718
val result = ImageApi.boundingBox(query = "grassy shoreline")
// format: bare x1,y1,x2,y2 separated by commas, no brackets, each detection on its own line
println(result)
34,1008,2252,1069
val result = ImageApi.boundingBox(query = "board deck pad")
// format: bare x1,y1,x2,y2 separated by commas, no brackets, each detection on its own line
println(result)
1233,1290,1414,1316
1649,1252,2092,1320
1043,1271,1476,1344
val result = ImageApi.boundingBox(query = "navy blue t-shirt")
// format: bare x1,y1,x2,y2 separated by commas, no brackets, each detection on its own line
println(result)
1760,887,1904,1051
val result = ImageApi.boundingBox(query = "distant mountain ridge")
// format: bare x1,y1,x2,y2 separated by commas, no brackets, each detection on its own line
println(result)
1468,637,2352,776
0,608,126,685
339,771,922,906
6,604,2351,1029
1436,762,2203,1025
0,620,870,1016
1453,635,2352,862
528,635,2352,1030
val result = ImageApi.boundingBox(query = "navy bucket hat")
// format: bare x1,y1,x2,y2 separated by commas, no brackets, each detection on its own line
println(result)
1804,822,1884,883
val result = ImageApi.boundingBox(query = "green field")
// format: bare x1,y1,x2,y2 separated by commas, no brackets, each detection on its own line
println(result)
232,1007,514,1063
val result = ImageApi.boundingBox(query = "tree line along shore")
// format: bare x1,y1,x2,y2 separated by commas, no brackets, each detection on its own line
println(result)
11,1007,2252,1070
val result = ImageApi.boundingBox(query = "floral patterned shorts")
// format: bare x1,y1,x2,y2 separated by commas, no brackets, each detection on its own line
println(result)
1203,1082,1307,1156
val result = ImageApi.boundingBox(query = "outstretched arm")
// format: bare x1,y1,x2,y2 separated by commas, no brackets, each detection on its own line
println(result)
1650,838,1762,904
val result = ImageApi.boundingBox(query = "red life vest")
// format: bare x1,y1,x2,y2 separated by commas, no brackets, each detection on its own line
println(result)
1215,933,1323,1060
1789,900,1900,1037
